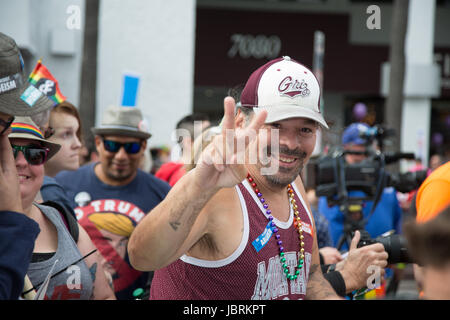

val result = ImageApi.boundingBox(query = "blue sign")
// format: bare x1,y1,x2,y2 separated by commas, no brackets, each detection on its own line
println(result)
121,73,140,107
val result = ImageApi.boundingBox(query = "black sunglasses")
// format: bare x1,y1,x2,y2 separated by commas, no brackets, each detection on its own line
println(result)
11,144,50,165
0,116,15,135
102,138,142,154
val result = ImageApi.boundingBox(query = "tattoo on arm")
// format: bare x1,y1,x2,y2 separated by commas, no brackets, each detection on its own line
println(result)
89,263,97,282
169,221,181,231
169,206,183,231
306,263,338,300
89,263,97,300
167,194,210,232
107,277,114,291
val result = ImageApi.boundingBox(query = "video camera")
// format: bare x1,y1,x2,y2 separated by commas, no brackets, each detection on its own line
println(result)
304,124,427,255
306,149,427,206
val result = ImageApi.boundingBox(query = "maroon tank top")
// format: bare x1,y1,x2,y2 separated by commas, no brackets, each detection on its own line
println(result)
150,180,314,300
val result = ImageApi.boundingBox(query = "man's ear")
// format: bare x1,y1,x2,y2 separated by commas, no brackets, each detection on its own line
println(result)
94,135,102,153
141,139,147,152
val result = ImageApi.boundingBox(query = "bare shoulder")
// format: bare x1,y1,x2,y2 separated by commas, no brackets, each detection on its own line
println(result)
294,175,306,193
76,223,97,255
293,175,316,228
294,176,310,205
189,186,244,260
203,186,240,223
208,186,239,206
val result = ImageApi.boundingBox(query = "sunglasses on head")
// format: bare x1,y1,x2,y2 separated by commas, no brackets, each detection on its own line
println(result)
0,116,15,135
102,138,142,154
11,144,50,165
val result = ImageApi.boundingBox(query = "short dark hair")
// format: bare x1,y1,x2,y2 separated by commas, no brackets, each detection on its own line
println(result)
176,113,210,144
404,205,450,267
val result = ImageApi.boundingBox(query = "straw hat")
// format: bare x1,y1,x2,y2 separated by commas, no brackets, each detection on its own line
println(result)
8,116,61,160
91,105,151,140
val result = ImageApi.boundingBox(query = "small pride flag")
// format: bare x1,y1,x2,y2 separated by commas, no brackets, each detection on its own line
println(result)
28,59,66,106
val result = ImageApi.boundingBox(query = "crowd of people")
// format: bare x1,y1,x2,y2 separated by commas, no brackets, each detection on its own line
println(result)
1,31,449,301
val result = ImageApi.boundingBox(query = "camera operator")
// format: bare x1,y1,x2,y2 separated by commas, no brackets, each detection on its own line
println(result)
318,123,402,251
306,183,389,297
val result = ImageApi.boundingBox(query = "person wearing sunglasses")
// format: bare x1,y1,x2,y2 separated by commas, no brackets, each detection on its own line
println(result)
8,116,116,300
0,32,58,300
54,105,170,300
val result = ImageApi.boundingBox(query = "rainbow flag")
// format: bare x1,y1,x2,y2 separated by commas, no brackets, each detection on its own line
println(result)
28,59,66,106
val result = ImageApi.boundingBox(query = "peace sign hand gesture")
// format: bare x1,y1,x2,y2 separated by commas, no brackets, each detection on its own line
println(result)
193,96,267,191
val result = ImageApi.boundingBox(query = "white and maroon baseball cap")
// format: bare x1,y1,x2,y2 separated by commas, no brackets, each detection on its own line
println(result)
240,56,328,129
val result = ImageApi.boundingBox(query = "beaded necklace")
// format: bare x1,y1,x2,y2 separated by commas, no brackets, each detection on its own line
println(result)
246,173,305,280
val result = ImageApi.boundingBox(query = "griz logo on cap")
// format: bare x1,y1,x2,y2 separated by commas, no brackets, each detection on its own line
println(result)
278,76,310,98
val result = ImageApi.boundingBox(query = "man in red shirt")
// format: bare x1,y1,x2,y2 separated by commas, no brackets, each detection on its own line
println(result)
129,57,388,300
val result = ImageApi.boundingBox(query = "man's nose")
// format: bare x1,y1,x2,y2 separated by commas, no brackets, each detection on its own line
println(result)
279,130,301,150
114,146,129,159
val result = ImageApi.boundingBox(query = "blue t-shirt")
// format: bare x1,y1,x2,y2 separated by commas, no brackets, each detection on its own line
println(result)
55,162,170,300
40,176,77,219
54,163,170,212
318,187,402,251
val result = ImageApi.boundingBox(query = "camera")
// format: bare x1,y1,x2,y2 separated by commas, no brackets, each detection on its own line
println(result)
356,230,412,264
303,124,427,256
305,151,428,204
304,122,427,203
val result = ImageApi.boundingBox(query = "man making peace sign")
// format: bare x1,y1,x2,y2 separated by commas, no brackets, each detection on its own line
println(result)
129,56,341,300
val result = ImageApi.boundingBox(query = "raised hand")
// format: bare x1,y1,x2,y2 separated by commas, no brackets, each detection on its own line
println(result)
193,96,267,190
0,129,23,213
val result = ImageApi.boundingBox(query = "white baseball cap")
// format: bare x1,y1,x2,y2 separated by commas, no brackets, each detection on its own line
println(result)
240,56,328,129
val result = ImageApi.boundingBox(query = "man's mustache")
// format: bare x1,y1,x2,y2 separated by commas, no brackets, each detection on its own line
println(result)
266,146,307,160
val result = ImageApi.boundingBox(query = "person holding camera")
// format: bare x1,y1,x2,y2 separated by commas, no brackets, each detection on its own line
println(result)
318,123,403,251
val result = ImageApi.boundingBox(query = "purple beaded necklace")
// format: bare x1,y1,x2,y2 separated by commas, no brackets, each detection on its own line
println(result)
246,173,305,280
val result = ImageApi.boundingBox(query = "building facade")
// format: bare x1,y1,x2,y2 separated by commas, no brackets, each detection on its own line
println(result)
1,0,448,165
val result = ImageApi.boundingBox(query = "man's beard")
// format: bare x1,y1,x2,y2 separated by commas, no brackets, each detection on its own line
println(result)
105,162,134,182
262,145,307,187
106,170,133,182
